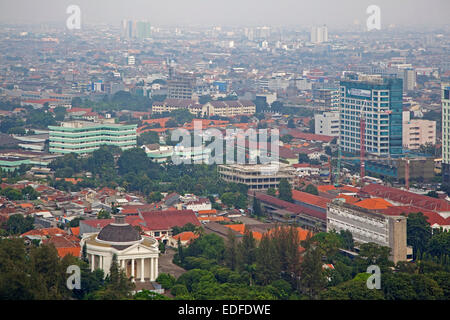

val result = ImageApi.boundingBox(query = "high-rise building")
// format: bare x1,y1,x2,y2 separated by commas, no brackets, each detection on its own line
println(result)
315,112,340,136
339,75,403,158
167,69,195,100
49,121,137,155
310,25,328,44
402,111,436,150
121,20,151,39
442,83,450,183
402,68,416,92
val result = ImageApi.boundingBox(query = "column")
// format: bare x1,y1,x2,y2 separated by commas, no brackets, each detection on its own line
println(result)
131,258,135,282
140,258,145,282
91,254,95,271
154,257,158,281
150,257,154,281
120,259,125,271
99,255,103,270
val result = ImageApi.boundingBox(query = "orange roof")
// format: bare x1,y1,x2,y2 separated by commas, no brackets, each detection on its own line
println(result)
292,190,330,209
317,185,336,193
197,209,217,215
355,198,393,210
56,247,81,258
173,231,199,242
70,227,80,236
340,185,360,193
197,216,229,222
267,226,312,242
224,224,246,234
337,194,360,204
18,203,34,208
22,227,66,237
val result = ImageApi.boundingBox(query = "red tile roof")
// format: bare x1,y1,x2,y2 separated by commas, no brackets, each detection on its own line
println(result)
292,190,331,209
361,184,450,213
139,210,201,231
251,192,326,221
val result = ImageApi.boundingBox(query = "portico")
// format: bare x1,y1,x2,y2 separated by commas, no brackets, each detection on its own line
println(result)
81,215,159,283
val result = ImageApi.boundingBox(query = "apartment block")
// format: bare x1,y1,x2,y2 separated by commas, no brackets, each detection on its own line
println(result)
402,111,436,149
315,112,339,136
442,83,450,184
49,121,137,154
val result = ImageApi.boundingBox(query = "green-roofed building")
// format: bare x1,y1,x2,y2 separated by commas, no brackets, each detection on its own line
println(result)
49,121,137,155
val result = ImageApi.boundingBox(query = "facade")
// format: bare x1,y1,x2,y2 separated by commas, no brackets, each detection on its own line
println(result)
327,200,408,263
49,121,137,154
442,83,450,184
167,72,195,100
151,99,256,117
339,75,403,158
402,68,416,92
218,163,296,190
151,99,204,115
402,111,436,149
80,215,159,283
315,112,339,136
204,100,256,117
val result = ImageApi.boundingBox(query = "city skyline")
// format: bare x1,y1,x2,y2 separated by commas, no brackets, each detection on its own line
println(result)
0,0,449,28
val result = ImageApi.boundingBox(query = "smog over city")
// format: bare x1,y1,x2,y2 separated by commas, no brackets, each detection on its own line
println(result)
0,0,449,314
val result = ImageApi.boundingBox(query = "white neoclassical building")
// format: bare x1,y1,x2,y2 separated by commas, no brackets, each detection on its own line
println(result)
80,215,159,283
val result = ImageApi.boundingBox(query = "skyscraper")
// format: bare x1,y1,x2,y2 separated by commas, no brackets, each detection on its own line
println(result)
310,25,328,44
121,20,151,40
339,75,403,159
167,69,195,100
442,83,450,184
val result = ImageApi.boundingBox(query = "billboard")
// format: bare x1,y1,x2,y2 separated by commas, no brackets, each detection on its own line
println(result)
347,88,372,98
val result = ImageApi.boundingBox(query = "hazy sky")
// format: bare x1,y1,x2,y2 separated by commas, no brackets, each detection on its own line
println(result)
0,0,449,28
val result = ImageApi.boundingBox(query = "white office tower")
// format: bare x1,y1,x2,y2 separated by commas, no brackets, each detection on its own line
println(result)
315,112,340,136
310,25,328,44
402,69,416,92
128,56,135,66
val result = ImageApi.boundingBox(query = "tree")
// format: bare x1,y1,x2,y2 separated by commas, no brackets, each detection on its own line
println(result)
252,193,263,217
224,229,238,271
298,153,310,164
237,227,257,271
278,178,293,202
255,234,281,285
82,243,88,263
156,273,176,289
93,253,135,299
117,147,152,175
407,212,432,259
137,131,159,146
299,245,327,299
304,184,319,196
339,230,354,250
267,187,277,197
97,209,111,219
6,214,34,235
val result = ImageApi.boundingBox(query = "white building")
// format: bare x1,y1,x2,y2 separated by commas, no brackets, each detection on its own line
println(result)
80,215,159,283
327,200,408,263
315,112,340,136
442,83,450,184
310,25,328,44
